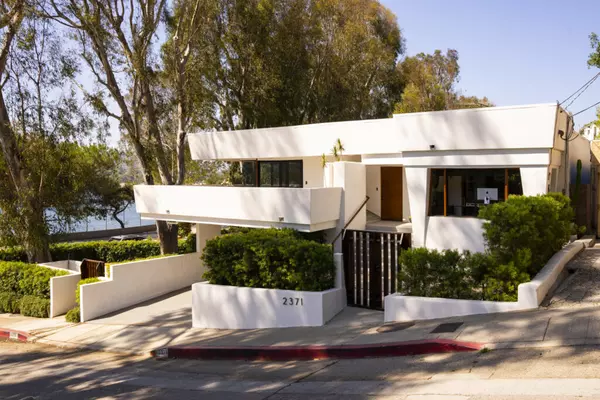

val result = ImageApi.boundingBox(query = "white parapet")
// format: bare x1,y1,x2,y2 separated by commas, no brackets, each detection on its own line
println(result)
384,241,585,323
192,282,346,329
49,273,81,318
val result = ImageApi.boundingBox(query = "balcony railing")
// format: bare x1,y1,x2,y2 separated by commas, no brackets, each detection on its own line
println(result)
134,185,342,232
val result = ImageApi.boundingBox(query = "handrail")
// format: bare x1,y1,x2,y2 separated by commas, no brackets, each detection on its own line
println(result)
330,196,370,245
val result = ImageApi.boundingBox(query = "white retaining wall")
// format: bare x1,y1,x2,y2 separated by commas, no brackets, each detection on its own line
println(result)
384,241,585,322
41,260,82,273
192,282,346,329
79,253,204,322
49,272,81,318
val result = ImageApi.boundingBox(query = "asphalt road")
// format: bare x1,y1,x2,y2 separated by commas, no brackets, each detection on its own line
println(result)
5,340,600,399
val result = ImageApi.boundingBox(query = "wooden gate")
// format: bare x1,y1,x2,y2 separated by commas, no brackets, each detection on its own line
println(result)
342,231,410,310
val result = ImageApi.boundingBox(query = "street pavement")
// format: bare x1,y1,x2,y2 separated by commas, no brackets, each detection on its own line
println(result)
5,340,600,399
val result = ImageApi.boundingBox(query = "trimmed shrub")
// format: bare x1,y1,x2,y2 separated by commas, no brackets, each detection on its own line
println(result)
479,193,573,277
65,307,80,323
0,261,67,298
0,291,21,314
0,237,198,264
202,228,335,291
76,278,101,305
19,295,50,318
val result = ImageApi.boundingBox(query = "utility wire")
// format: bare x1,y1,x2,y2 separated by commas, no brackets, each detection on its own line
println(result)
559,72,600,106
572,100,600,117
564,73,600,109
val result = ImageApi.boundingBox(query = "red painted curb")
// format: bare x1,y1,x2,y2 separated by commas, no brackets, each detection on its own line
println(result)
0,328,30,342
152,339,483,361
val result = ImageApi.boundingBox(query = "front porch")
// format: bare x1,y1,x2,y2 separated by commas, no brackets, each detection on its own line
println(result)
366,211,412,233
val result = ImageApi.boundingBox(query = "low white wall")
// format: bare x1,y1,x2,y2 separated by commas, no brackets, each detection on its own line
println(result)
384,242,584,322
425,217,486,253
49,273,81,318
518,241,585,308
41,260,82,273
80,253,204,322
192,282,345,329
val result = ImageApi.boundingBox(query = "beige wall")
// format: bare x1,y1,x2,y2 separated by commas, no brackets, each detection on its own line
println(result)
303,157,323,188
366,166,381,217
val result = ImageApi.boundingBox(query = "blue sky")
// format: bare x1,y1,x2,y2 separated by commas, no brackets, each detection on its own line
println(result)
382,0,600,128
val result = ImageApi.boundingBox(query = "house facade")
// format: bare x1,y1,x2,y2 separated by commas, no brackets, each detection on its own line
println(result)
135,103,575,256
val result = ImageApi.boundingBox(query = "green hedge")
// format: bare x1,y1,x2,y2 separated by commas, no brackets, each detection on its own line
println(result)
398,194,575,302
65,307,80,323
0,261,68,298
0,291,21,313
0,235,197,263
202,228,335,291
479,193,574,277
19,295,50,318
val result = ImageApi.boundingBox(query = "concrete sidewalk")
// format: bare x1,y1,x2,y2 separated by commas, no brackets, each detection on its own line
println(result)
3,304,600,357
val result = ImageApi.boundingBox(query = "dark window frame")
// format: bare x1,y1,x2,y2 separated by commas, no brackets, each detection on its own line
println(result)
428,168,523,217
235,160,303,188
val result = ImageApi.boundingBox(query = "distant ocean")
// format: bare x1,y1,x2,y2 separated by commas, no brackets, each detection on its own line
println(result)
49,204,154,233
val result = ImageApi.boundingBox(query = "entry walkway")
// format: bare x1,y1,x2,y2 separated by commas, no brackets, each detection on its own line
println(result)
545,244,600,309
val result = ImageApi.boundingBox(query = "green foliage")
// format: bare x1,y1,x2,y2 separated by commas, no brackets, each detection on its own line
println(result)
76,278,101,306
19,295,50,318
395,49,492,113
397,249,527,301
0,292,21,314
0,237,198,264
202,228,335,291
478,193,573,277
0,262,67,299
65,307,80,323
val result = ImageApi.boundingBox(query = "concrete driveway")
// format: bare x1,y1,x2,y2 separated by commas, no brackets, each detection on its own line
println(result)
88,288,193,329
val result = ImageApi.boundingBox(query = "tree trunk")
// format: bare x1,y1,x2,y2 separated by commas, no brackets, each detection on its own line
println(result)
112,210,125,229
23,204,51,263
156,220,179,254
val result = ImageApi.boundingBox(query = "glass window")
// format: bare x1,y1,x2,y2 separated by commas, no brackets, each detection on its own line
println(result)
429,169,445,216
258,160,303,188
429,168,523,217
242,161,256,187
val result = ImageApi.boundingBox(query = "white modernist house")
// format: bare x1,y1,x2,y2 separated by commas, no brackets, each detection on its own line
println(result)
134,103,578,322
136,103,574,252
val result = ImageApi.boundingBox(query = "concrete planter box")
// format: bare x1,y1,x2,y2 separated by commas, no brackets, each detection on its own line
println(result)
384,241,585,322
192,282,346,329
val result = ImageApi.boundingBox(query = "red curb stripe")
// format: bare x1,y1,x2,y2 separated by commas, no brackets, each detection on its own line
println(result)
153,339,483,361
0,328,30,342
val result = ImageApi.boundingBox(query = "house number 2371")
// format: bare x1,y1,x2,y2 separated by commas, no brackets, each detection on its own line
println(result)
282,297,303,306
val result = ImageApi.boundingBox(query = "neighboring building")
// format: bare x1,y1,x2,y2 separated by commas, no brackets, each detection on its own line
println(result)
582,124,600,141
135,103,577,256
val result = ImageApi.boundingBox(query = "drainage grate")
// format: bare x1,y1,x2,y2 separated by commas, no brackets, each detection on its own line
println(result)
430,322,463,334
376,322,415,333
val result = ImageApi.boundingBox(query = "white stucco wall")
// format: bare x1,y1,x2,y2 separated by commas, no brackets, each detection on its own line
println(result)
366,166,381,217
192,282,345,329
328,162,366,231
402,168,410,221
41,260,82,273
49,273,81,318
425,217,486,253
520,166,549,196
79,253,204,322
189,104,560,160
303,156,324,188
135,185,342,232
405,167,428,247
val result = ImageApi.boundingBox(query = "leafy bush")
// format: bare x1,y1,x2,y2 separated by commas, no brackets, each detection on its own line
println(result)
0,261,67,298
398,248,527,301
76,278,101,305
0,236,198,264
0,291,21,313
19,295,50,318
202,228,335,291
65,307,80,323
479,193,573,277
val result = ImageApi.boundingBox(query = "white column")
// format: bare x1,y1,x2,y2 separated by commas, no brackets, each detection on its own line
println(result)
196,224,221,259
520,166,549,196
405,167,429,248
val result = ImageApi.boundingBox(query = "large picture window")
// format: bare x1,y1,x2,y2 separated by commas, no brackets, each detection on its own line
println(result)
234,160,303,188
429,168,523,217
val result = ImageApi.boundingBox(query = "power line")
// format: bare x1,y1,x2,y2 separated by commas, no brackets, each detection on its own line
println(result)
565,73,600,109
572,100,600,117
560,72,600,106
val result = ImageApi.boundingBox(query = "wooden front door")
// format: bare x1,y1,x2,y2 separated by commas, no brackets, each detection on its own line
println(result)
381,167,403,221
